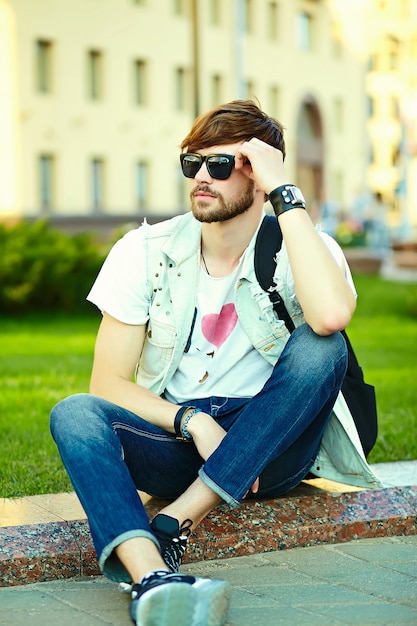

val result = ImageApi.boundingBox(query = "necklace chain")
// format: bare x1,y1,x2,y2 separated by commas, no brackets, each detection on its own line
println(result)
200,249,210,275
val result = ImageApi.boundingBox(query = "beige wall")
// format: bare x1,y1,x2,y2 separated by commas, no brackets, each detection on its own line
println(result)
0,1,20,217
0,0,391,227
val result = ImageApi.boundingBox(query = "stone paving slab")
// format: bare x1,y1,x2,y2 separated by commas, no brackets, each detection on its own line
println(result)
369,460,417,487
0,536,416,626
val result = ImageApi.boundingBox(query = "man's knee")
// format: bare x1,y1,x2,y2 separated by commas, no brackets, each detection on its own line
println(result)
50,393,96,442
283,324,347,378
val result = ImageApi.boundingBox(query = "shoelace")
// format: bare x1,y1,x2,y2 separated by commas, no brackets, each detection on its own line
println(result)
179,518,193,539
119,519,194,593
131,570,196,600
159,518,193,572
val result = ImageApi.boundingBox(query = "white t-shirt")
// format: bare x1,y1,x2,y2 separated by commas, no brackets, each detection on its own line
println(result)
164,260,273,403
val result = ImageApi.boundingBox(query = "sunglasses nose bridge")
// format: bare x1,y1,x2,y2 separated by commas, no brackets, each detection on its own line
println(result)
194,155,212,180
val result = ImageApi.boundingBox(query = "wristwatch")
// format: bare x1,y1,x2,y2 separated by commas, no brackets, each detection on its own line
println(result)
269,184,306,217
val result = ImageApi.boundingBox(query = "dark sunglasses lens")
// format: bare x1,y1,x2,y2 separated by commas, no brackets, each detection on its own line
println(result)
207,155,234,179
181,154,201,178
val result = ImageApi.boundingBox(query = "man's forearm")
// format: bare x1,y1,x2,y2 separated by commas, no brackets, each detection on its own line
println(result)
89,376,179,433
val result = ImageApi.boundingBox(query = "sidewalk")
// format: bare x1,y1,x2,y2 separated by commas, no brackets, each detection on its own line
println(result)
0,535,416,626
1,461,416,625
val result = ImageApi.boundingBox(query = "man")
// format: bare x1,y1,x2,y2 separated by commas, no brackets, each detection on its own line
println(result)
51,100,381,626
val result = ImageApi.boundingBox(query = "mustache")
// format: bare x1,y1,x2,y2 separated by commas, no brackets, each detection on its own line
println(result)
191,184,220,197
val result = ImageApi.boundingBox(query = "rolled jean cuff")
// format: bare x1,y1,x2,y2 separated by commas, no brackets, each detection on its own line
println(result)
99,530,160,582
198,467,239,508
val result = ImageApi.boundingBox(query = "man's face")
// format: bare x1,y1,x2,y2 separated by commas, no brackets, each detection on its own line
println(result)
187,144,255,223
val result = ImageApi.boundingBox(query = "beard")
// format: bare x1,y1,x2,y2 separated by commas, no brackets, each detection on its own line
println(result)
190,178,255,223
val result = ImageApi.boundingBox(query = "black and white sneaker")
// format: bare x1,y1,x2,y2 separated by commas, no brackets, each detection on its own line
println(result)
150,513,192,573
130,570,231,626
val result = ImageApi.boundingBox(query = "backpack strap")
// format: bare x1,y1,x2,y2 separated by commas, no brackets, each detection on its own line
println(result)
254,214,378,457
254,215,295,333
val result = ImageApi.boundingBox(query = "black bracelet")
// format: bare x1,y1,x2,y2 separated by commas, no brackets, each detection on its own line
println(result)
174,405,195,440
269,184,306,217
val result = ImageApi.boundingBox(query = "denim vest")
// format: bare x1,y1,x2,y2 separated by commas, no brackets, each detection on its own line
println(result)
136,212,383,490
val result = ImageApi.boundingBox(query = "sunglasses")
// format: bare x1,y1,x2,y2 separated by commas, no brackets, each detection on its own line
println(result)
180,153,249,180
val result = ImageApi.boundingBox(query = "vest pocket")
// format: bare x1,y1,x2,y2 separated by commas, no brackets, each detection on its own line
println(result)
253,332,289,360
137,318,176,378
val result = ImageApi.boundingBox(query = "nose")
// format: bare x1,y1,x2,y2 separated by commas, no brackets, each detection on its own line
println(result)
194,160,212,183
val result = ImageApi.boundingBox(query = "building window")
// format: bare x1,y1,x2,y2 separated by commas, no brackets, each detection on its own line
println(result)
135,160,148,209
174,67,187,110
267,2,279,40
389,95,400,119
367,96,375,117
209,0,221,25
173,0,187,16
245,79,256,100
387,36,400,70
36,40,53,93
211,74,222,106
38,154,55,210
90,158,105,211
268,85,280,118
369,52,379,71
88,50,104,100
134,59,147,105
296,12,313,50
245,0,254,34
371,96,381,118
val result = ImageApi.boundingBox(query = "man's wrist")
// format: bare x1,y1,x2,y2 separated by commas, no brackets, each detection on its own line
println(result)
268,184,306,217
186,410,213,439
174,405,195,440
180,408,201,440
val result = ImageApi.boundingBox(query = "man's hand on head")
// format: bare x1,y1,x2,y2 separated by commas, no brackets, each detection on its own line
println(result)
235,138,288,194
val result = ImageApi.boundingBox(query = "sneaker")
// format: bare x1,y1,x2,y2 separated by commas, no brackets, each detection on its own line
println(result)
150,513,192,573
130,570,231,626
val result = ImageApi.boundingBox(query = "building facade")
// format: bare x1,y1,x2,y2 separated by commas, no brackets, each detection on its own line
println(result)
1,0,415,236
364,0,417,238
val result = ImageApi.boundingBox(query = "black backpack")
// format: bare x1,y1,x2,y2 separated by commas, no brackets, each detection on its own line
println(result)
254,215,378,457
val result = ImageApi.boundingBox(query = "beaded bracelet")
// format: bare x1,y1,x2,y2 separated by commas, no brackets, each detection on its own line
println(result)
180,408,202,441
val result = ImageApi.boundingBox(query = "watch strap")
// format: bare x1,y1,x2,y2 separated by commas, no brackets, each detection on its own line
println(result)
269,184,306,217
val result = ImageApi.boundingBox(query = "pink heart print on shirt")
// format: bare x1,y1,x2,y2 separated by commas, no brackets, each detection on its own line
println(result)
201,303,238,348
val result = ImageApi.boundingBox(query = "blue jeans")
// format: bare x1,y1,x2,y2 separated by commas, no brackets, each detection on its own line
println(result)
50,324,347,582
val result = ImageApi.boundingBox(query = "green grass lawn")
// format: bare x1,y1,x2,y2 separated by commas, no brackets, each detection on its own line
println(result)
0,274,416,498
344,274,417,466
0,313,98,497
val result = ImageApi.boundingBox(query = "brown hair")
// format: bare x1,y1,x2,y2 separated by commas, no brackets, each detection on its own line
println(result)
180,100,286,159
